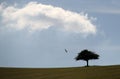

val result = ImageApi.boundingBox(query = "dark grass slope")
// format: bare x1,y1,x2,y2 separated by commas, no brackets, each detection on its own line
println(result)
0,65,120,79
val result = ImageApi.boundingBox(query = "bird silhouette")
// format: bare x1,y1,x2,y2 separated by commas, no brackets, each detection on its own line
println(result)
65,49,68,53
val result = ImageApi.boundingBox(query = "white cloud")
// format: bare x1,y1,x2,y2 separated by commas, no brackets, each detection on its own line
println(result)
0,2,97,34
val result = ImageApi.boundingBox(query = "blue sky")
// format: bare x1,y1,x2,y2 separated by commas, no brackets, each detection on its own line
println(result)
0,0,120,68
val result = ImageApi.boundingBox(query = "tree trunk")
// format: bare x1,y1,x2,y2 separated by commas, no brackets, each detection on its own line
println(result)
86,60,89,67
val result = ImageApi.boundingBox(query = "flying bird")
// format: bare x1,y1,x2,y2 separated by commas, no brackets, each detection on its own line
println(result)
65,49,68,53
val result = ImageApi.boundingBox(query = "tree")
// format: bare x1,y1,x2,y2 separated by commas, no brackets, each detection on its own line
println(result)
75,49,99,67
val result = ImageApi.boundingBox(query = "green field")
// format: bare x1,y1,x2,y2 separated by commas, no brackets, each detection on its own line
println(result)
0,65,120,79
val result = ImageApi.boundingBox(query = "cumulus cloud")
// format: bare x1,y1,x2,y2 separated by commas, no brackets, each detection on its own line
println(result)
0,2,97,34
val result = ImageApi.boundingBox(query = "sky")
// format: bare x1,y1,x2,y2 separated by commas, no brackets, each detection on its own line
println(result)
0,0,120,68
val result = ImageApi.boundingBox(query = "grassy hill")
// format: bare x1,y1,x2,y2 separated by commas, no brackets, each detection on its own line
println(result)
0,65,120,79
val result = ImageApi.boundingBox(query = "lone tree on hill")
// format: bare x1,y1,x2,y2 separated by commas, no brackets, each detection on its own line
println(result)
75,49,99,67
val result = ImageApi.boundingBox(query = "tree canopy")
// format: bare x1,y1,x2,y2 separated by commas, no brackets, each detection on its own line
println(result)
75,49,99,67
